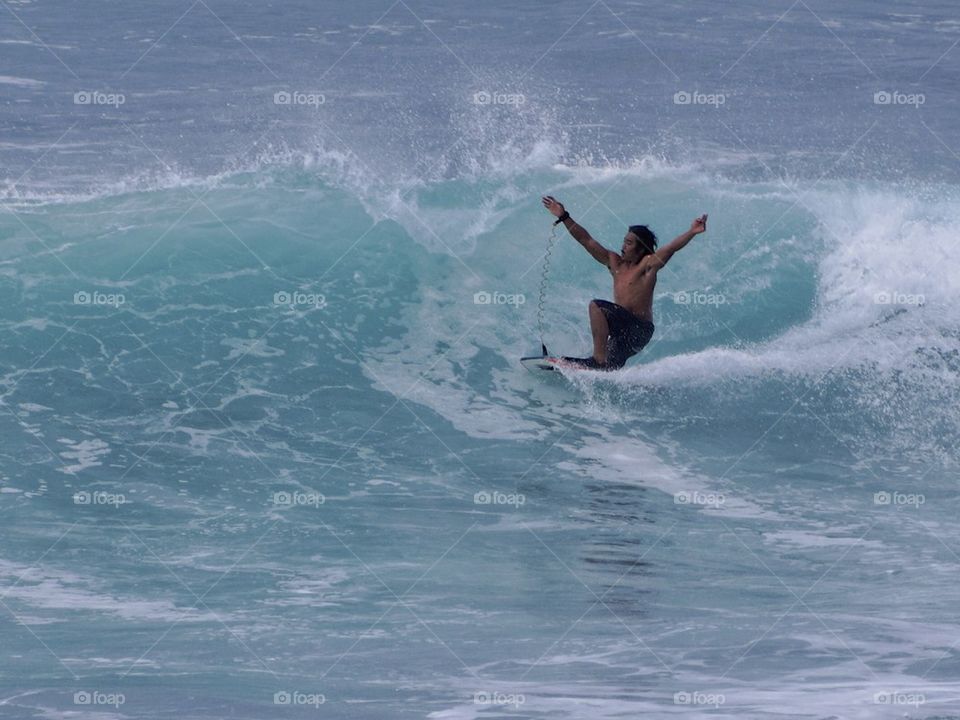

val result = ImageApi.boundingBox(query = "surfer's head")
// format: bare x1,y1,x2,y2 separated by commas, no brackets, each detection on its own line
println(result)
623,225,657,261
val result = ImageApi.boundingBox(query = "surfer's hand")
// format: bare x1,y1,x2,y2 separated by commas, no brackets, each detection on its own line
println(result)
690,214,708,234
542,195,565,218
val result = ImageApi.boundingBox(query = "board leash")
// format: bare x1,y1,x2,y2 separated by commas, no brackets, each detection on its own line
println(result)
536,224,559,357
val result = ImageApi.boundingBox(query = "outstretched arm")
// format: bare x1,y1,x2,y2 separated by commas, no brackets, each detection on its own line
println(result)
542,196,615,267
651,214,708,269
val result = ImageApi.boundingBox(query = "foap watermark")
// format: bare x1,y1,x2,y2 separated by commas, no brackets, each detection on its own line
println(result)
674,290,726,306
74,290,125,307
473,90,525,106
74,90,125,107
474,691,525,709
273,490,325,508
874,690,925,707
473,290,525,306
74,691,125,708
474,490,525,508
674,90,726,107
274,291,327,309
73,490,127,508
273,690,326,708
674,490,725,509
874,491,924,508
274,90,325,107
874,290,924,306
874,91,925,107
674,691,725,708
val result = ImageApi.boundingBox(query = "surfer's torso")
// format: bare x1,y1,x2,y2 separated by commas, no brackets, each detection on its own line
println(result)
609,255,658,322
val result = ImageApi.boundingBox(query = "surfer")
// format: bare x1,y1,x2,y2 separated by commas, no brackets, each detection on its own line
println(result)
541,195,708,370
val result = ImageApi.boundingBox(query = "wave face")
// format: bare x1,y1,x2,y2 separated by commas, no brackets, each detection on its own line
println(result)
4,152,959,718
3,1,960,718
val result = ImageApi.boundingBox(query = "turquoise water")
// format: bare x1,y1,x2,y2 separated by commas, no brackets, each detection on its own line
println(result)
4,165,959,719
3,1,960,718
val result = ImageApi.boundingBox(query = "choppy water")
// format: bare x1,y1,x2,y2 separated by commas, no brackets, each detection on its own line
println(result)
2,1,960,718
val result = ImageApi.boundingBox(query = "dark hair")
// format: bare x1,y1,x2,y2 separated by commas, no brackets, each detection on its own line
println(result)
628,225,657,255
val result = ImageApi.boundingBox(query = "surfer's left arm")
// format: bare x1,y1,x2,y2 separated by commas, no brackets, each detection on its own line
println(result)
651,214,707,269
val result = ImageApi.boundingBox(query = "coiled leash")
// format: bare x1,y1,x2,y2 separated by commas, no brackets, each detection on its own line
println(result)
535,223,559,357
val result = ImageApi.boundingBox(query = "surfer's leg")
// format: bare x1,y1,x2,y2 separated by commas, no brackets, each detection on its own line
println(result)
559,300,620,370
588,300,610,364
606,319,655,368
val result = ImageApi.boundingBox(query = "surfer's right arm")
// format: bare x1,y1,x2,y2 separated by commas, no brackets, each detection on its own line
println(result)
541,196,615,267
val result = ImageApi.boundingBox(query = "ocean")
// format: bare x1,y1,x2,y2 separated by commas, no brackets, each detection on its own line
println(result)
2,1,959,718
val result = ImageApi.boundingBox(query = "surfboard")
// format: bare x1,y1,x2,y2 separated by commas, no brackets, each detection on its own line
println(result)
520,355,597,373
520,355,563,372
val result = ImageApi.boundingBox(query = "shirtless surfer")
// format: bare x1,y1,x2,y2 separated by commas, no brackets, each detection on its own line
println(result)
541,195,708,370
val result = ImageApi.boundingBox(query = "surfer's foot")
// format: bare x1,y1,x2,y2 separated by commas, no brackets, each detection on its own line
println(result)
559,355,612,370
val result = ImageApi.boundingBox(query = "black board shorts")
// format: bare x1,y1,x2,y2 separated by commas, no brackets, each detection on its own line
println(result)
563,299,655,370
